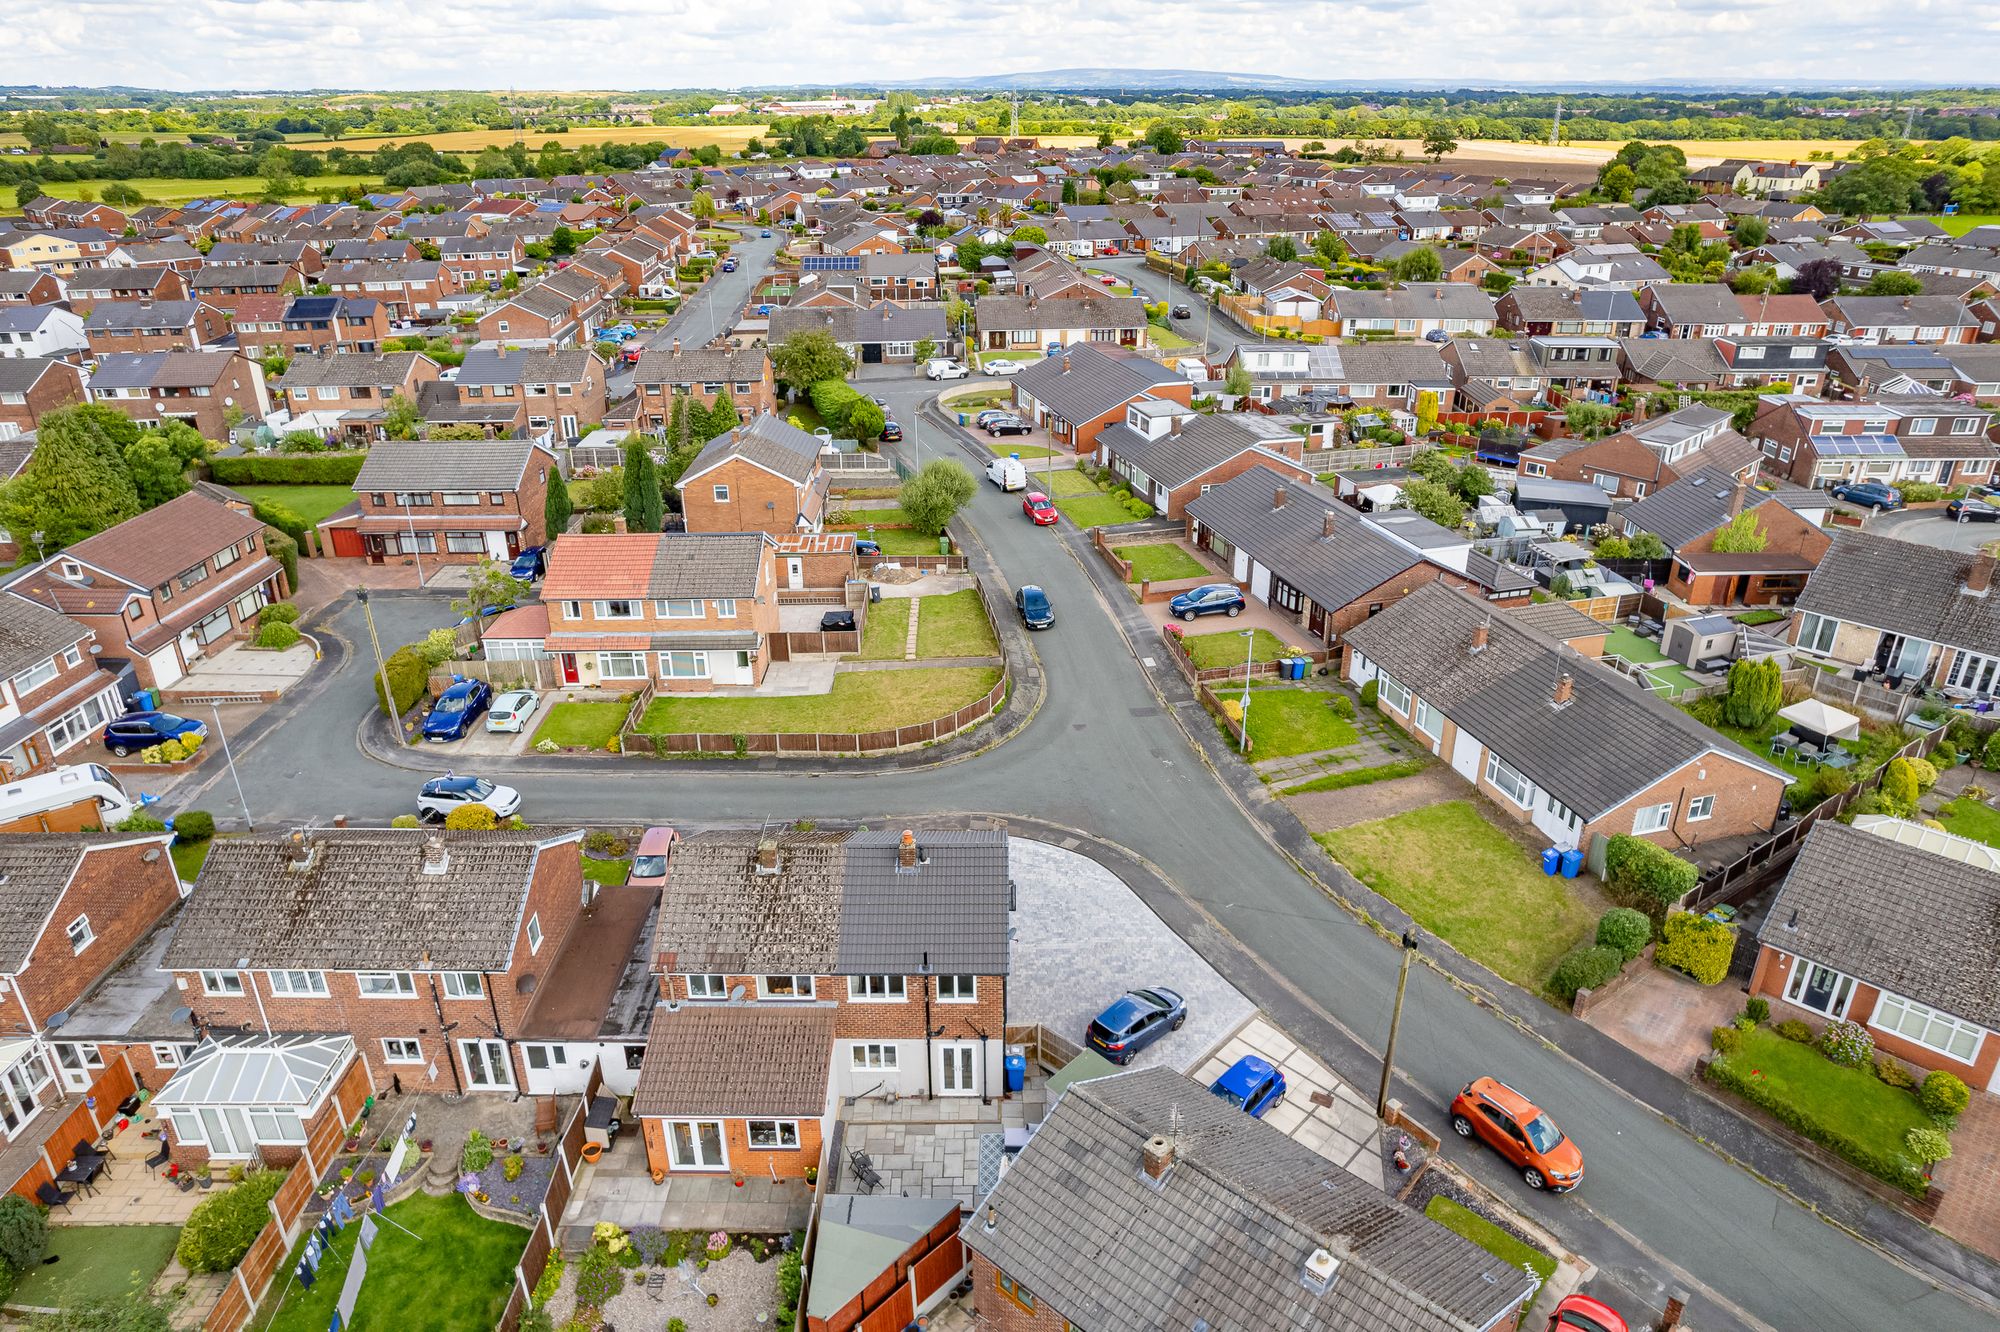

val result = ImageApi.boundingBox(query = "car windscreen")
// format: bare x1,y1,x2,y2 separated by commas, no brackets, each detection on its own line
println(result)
154,714,193,729
632,855,668,878
1523,1114,1563,1154
465,779,495,798
1213,1084,1246,1107
436,695,469,712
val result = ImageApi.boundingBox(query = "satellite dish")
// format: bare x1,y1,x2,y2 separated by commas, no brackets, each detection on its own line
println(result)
170,1007,194,1025
515,974,537,995
45,1010,68,1031
729,985,747,1003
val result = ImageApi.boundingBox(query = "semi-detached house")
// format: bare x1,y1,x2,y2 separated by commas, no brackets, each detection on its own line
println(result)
337,439,554,564
0,594,125,780
1791,532,2000,694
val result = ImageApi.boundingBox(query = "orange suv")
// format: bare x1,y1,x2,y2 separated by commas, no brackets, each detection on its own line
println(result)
1449,1077,1585,1193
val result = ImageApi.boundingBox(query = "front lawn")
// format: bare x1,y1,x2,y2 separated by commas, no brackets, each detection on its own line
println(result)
1937,796,2000,849
1040,468,1101,498
230,484,361,527
858,598,911,660
1116,543,1207,583
1055,493,1138,529
1146,324,1197,350
639,667,1000,736
915,589,999,658
866,528,944,556
582,856,630,888
531,701,628,750
1318,801,1598,991
1423,1198,1556,1314
9,1224,179,1309
834,506,915,529
1239,686,1358,758
171,837,213,881
989,441,1060,460
257,1192,523,1332
1184,628,1294,671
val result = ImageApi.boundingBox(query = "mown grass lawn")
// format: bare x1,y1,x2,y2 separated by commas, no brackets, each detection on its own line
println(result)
1932,213,2000,237
531,701,628,750
1603,625,1701,698
1318,801,1598,991
1146,324,1197,350
1423,1198,1556,1313
987,441,1060,460
1937,796,2000,848
858,598,911,660
1709,1028,1933,1185
1282,756,1432,795
1055,493,1137,529
228,484,361,527
867,528,946,556
1184,628,1294,671
1240,686,1358,758
1116,543,1207,583
639,667,1000,735
257,1193,522,1332
915,589,998,658
835,506,914,529
9,1225,179,1309
1039,468,1100,498
582,856,630,888
171,837,213,881
40,175,380,204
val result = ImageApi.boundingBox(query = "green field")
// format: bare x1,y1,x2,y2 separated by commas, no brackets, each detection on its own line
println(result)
228,484,359,526
38,175,381,205
1930,214,2000,237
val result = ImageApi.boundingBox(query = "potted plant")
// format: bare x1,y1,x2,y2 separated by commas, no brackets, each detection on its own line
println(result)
803,1164,818,1189
196,1165,213,1189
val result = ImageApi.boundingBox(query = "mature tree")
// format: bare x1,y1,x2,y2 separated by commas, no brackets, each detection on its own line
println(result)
1223,364,1253,398
1096,129,1115,149
690,190,717,220
1060,177,1078,205
123,434,190,509
1265,236,1298,262
0,406,142,550
1711,511,1768,553
1564,401,1619,438
770,329,854,397
1733,216,1769,249
1391,246,1443,283
1723,657,1783,729
13,180,40,210
1144,123,1185,156
1397,478,1466,529
382,391,421,440
452,558,530,622
543,467,573,541
1792,257,1844,301
1421,123,1458,164
913,338,938,364
1010,223,1047,246
1817,155,1928,216
1598,163,1637,202
1453,462,1495,503
1864,270,1924,296
1730,265,1779,295
622,437,664,533
549,224,578,256
704,388,741,438
1311,230,1347,268
1407,450,1461,485
1628,531,1669,561
898,459,977,536
846,400,887,442
1414,390,1440,437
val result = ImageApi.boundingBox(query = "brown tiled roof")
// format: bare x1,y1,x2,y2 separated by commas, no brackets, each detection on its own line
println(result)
630,1004,836,1118
64,492,264,588
540,533,766,601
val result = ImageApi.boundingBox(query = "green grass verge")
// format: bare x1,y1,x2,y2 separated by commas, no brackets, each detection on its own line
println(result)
1937,796,2000,848
1040,469,1100,498
582,856,630,888
858,598,912,660
639,667,1000,736
1116,543,1207,583
171,837,213,881
1318,801,1597,991
9,1225,179,1309
1184,628,1293,671
988,441,1059,460
1281,756,1432,795
1055,493,1140,529
835,506,914,529
1735,609,1786,627
1423,1198,1556,1314
1146,324,1197,350
530,701,628,750
1240,686,1359,758
229,484,361,527
257,1193,523,1332
915,589,998,658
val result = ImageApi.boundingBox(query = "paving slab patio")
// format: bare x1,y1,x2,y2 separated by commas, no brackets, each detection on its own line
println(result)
1584,963,1747,1078
1192,1015,1386,1191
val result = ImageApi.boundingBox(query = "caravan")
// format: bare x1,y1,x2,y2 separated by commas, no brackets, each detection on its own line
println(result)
0,764,137,834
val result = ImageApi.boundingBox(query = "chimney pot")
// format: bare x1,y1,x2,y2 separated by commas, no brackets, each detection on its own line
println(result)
671,338,682,355
1966,552,1995,597
1729,478,1749,517
421,834,450,876
755,836,780,873
898,828,918,870
1273,484,1288,509
1321,509,1337,538
1141,1134,1175,1180
1552,672,1574,708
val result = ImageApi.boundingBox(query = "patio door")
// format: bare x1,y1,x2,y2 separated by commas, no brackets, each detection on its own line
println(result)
937,1043,977,1096
460,1038,514,1091
0,1061,41,1138
667,1120,727,1171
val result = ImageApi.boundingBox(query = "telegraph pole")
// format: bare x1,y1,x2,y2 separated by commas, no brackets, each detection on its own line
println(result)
356,588,400,740
1376,929,1422,1120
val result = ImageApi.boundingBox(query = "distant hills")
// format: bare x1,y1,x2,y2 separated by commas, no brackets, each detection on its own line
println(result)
854,68,1973,94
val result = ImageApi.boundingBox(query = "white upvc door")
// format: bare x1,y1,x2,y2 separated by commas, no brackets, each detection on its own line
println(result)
667,1119,728,1171
937,1042,978,1097
786,557,804,589
460,1038,514,1090
1450,728,1481,784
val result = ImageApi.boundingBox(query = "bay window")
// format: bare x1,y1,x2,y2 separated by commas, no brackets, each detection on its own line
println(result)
1870,991,1983,1063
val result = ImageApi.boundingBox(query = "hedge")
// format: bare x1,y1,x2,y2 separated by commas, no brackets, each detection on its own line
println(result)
264,528,299,592
373,645,430,718
255,621,301,650
259,602,301,626
1595,907,1652,962
1656,911,1733,984
1548,944,1622,1001
1705,1055,1927,1195
1603,835,1699,918
210,453,367,485
178,1169,288,1271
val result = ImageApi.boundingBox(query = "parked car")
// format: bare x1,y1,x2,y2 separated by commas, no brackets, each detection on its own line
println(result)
986,417,1032,437
759,228,773,238
1543,1294,1628,1332
1097,273,1118,285
1210,1055,1286,1117
879,420,903,442
1829,480,1903,512
1022,492,1058,526
1086,987,1185,1064
975,409,1014,428
987,358,1026,377
1101,245,1121,256
1449,1077,1585,1193
925,358,969,380
622,345,644,364
509,546,546,581
422,678,493,742
628,825,679,888
416,773,521,822
1424,328,1451,343
1947,496,2000,523
452,603,508,628
102,711,206,758
855,539,882,557
721,258,738,272
602,323,637,341
1015,584,1054,629
1172,305,1192,319
485,689,540,733
1168,583,1246,622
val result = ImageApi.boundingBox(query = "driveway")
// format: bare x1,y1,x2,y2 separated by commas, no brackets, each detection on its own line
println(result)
1871,508,2000,553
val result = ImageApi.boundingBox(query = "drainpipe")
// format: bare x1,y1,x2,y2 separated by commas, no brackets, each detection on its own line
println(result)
424,972,464,1097
921,952,935,1102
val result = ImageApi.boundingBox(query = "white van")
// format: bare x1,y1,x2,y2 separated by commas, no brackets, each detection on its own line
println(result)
0,763,137,834
986,455,1027,492
925,358,970,381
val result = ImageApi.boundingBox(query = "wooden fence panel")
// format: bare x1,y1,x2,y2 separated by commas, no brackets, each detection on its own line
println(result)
911,1234,966,1306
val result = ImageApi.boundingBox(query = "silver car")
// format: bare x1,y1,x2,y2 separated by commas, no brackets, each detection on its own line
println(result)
485,689,541,733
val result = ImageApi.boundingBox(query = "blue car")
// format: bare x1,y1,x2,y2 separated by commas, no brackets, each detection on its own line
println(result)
422,679,492,742
760,229,773,238
102,711,206,758
1169,583,1246,623
1210,1055,1287,1118
1829,480,1903,512
510,546,546,581
1086,987,1186,1065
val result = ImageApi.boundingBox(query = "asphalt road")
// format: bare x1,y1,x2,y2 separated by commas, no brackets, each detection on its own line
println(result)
604,224,780,401
1872,507,2000,552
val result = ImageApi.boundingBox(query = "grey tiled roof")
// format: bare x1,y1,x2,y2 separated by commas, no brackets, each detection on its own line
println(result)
276,352,431,390
630,1004,837,1118
976,293,1147,334
1617,471,1805,551
1183,469,1422,613
1013,344,1181,426
1342,581,1782,818
1796,530,2000,656
632,344,768,387
684,413,822,486
1507,599,1611,642
83,301,202,331
162,829,582,972
1760,821,2000,1029
962,1067,1534,1332
836,829,1011,975
0,591,90,680
353,440,541,492
0,358,71,396
1099,414,1297,491
457,346,595,388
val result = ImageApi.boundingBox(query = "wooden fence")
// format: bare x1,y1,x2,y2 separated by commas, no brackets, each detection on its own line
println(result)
623,668,1007,757
1158,623,1331,688
1005,1024,1083,1071
430,657,560,690
498,1094,591,1332
201,1154,317,1332
1302,442,1422,473
5,1051,139,1203
860,552,968,574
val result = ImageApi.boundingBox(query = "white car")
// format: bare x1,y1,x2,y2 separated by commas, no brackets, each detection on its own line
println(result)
416,774,522,822
986,359,1026,377
485,689,540,733
925,358,970,381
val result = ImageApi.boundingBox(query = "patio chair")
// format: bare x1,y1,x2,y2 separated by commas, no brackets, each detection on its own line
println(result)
72,1139,111,1177
644,1271,667,1302
35,1181,74,1212
1795,744,1825,766
1769,732,1796,758
145,1140,171,1174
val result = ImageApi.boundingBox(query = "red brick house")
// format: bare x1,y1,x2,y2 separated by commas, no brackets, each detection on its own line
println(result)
678,415,830,538
321,260,458,321
628,343,776,433
275,295,391,356
337,439,556,564
86,350,272,437
1008,343,1191,456
0,357,86,439
22,197,128,232
1749,394,2000,490
0,272,64,308
450,346,606,438
64,265,189,306
1097,403,1313,519
82,300,232,357
0,594,127,779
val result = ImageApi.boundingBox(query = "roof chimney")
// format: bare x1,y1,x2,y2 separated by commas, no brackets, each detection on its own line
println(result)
1901,298,1912,311
671,338,682,355
898,828,920,870
1551,672,1574,709
1470,621,1489,654
421,834,450,876
1965,552,1995,598
754,836,780,874
284,830,315,872
1273,483,1288,509
1321,509,1337,538
1728,478,1749,518
1301,1248,1340,1297
1140,1133,1175,1181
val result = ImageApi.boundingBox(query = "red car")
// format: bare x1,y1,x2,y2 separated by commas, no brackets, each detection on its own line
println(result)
1098,273,1118,285
1102,245,1121,256
1545,1294,1627,1332
1022,492,1058,526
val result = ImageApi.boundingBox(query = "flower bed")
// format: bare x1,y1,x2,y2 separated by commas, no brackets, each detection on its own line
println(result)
471,1148,557,1216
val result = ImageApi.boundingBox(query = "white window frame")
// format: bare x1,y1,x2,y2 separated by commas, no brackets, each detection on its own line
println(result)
712,599,737,619
850,1042,898,1069
665,1119,728,1170
1784,957,1857,1020
847,974,907,1001
354,971,416,998
660,651,709,679
1376,672,1411,715
151,1043,183,1068
1952,416,1983,435
199,970,243,996
745,1118,801,1150
712,484,730,503
381,1038,424,1064
1483,753,1533,807
1870,990,1985,1064
759,974,815,1000
1797,612,1838,655
593,599,642,620
597,651,648,680
655,598,701,618
266,970,328,996
1412,697,1442,740
937,974,978,1003
526,913,543,955
1633,802,1674,835
1687,794,1715,822
440,971,485,999
65,915,93,954
683,974,727,1000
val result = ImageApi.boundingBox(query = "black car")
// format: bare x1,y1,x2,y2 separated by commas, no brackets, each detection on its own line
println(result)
1947,497,2000,523
879,420,903,442
1087,987,1187,1064
821,609,857,632
856,539,882,557
1015,584,1054,629
986,418,1032,437
1172,304,1192,319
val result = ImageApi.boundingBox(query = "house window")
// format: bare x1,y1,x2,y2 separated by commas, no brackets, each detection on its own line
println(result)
656,598,701,618
1687,795,1715,822
594,599,641,620
1784,958,1856,1019
760,975,814,1000
1376,672,1411,715
1953,416,1983,435
524,1044,568,1070
526,913,543,955
355,972,415,998
176,564,210,592
442,491,481,505
661,651,709,679
382,1038,424,1064
684,974,727,999
1633,802,1674,835
851,1043,898,1069
712,484,730,503
713,599,736,619
937,975,977,1003
65,915,93,954
45,691,113,752
234,589,267,622
597,651,648,679
199,970,243,996
440,972,485,999
1907,418,1937,436
847,975,906,1001
1871,991,1983,1063
192,607,234,646
445,532,487,554
393,492,433,506
1412,698,1442,740
666,1120,727,1170
1483,754,1533,807
151,1044,185,1068
561,601,581,621
745,1119,801,1150
996,1274,1037,1313
1796,613,1837,655
267,970,328,996
11,658,57,694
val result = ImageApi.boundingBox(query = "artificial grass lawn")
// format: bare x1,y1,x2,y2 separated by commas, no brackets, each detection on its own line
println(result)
1318,801,1597,991
1423,1198,1556,1314
1602,625,1701,698
1184,628,1294,671
1736,609,1787,627
1240,686,1359,758
257,1192,523,1332
858,598,912,660
582,856,630,888
531,701,628,750
915,589,999,658
1709,1027,1933,1176
230,484,364,527
1116,543,1207,583
1055,493,1139,529
9,1224,179,1309
1937,796,2000,849
639,667,1000,735
1282,756,1432,795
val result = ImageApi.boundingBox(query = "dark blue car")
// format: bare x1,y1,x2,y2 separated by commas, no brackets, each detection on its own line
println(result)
1210,1055,1287,1117
1086,987,1186,1065
422,679,492,742
1169,583,1246,623
1829,480,1902,512
102,711,206,758
510,546,546,581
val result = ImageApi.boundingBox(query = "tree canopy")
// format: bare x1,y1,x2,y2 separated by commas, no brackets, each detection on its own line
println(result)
771,329,853,397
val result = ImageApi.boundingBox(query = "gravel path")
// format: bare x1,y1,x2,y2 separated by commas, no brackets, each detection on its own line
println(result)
542,1247,782,1331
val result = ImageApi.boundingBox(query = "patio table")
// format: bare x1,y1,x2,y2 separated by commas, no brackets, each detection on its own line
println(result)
1820,749,1858,771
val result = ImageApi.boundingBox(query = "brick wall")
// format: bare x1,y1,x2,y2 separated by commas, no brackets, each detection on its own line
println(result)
12,836,181,1025
1750,948,2000,1090
641,1115,822,1179
0,360,86,436
968,1252,1071,1331
656,973,1006,1047
682,454,812,536
1582,753,1783,849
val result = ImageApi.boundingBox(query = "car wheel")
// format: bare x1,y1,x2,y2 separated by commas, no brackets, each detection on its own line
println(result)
1170,1013,1186,1030
109,743,131,757
1450,1114,1475,1138
1523,1167,1547,1191
1180,610,1196,622
1226,605,1241,617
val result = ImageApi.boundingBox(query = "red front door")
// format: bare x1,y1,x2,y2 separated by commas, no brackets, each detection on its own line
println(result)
559,653,579,685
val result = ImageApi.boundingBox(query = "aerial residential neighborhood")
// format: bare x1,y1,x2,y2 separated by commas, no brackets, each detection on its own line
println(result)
0,45,1997,1332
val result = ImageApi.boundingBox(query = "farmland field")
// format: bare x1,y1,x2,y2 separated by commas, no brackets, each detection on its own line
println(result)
282,125,775,154
35,174,380,204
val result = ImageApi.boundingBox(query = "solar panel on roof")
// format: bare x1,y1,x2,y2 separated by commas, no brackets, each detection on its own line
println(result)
801,255,861,271
1815,436,1904,457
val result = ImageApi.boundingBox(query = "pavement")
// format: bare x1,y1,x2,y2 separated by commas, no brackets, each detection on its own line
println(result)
1871,507,2000,553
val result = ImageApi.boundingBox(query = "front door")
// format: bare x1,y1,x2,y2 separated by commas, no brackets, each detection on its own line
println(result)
667,1120,728,1171
559,653,580,685
460,1038,513,1090
786,557,804,589
937,1043,977,1096
365,534,386,565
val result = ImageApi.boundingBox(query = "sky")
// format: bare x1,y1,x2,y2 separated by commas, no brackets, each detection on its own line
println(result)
8,0,2000,91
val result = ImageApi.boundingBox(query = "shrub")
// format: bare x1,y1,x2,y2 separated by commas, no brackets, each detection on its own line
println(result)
1902,756,1939,792
1656,911,1733,985
263,528,298,590
1745,996,1769,1024
1328,693,1355,718
445,802,497,831
503,1154,525,1183
210,453,367,485
117,812,168,833
374,645,429,718
1595,907,1652,962
1819,1018,1875,1068
421,627,459,668
630,1228,673,1266
1603,835,1699,918
390,814,421,828
1776,1018,1814,1043
0,1194,46,1274
172,809,216,842
177,1169,286,1272
1879,758,1921,815
1788,765,1853,810
776,1249,804,1322
1906,1126,1953,1171
254,620,301,650
1360,679,1379,707
1705,1056,1925,1195
1710,1024,1744,1054
259,601,300,626
573,1244,623,1311
531,1251,565,1306
461,1129,494,1173
705,1229,732,1260
1898,481,1947,504
1983,728,2000,772
1874,1056,1918,1090
583,829,630,857
1920,1070,1971,1122
1548,944,1623,1000
669,1320,688,1332
661,1230,691,1267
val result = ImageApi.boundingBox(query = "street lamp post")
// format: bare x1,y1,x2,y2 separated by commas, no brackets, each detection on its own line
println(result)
1238,628,1256,753
209,702,252,832
1376,929,1422,1120
401,499,426,586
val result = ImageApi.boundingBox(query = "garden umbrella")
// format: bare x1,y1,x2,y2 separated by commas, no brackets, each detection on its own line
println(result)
1777,698,1861,749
